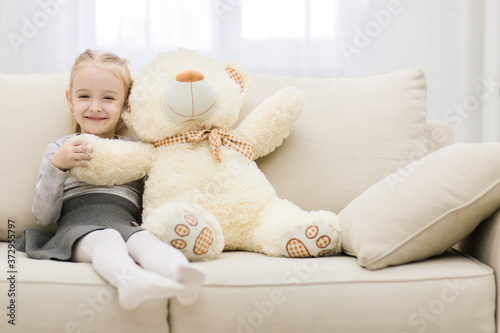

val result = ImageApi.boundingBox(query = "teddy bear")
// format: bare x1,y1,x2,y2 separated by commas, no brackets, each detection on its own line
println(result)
70,49,341,261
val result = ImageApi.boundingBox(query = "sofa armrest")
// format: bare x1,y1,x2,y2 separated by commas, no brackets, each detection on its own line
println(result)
458,208,500,332
459,208,500,275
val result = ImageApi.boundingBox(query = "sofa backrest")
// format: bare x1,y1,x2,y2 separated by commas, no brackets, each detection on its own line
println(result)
243,70,452,212
0,70,453,241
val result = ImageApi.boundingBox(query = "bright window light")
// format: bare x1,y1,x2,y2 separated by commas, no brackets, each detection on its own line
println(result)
241,0,307,40
149,0,213,49
310,0,337,40
241,0,336,40
121,0,147,48
95,0,121,48
95,0,213,50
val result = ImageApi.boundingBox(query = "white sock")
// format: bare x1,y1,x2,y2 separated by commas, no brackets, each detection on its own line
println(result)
116,268,183,310
73,229,183,310
175,264,206,305
127,230,206,305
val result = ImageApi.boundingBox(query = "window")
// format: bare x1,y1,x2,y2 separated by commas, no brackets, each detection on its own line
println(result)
93,0,340,75
241,0,337,41
94,0,215,68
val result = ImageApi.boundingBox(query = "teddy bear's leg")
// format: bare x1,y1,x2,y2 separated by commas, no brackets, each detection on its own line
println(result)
141,201,224,261
253,199,341,258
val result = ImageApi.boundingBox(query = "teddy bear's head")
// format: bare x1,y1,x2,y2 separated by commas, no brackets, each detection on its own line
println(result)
123,49,251,143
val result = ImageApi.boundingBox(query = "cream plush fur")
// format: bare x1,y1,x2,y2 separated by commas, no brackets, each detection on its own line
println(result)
71,49,341,261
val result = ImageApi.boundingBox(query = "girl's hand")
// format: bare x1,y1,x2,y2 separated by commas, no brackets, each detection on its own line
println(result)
50,136,94,171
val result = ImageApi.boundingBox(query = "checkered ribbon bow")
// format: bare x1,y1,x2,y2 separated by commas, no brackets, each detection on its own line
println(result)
153,128,255,163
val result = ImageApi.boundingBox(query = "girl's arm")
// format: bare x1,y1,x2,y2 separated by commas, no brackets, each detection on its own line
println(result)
32,136,92,226
32,141,69,227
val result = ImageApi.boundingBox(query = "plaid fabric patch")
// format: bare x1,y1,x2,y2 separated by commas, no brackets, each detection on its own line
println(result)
171,239,187,249
154,128,255,163
305,226,319,239
174,224,190,237
225,67,245,93
193,227,214,255
185,214,198,226
316,235,331,248
286,239,310,258
318,249,335,257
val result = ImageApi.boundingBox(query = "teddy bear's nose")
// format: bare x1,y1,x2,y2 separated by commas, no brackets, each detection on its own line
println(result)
161,70,218,123
176,70,205,83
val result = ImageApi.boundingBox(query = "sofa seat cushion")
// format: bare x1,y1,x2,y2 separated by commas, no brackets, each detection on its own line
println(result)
170,251,494,333
0,244,495,333
0,243,169,333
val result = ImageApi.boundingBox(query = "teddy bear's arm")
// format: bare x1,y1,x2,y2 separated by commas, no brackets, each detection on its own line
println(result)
70,134,155,186
233,87,305,159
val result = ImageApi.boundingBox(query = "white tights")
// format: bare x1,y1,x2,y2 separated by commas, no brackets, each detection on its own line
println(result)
72,229,205,310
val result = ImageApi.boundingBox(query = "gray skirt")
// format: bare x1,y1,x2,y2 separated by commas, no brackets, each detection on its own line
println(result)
15,193,144,261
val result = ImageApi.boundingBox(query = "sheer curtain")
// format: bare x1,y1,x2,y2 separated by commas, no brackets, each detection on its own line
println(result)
0,0,498,143
0,0,90,73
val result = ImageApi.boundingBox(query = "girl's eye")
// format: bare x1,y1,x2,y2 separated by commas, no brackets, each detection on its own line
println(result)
78,94,89,98
104,96,115,100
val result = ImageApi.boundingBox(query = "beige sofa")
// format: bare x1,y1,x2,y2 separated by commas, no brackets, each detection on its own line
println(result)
1,68,499,333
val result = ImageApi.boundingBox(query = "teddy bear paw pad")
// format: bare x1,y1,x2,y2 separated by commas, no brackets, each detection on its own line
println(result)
171,215,214,256
284,224,340,258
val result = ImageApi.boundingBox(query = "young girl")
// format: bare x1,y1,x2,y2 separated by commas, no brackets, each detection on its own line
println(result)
16,49,205,310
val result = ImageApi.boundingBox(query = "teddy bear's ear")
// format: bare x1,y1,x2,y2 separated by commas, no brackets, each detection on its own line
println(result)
225,67,245,93
224,62,252,102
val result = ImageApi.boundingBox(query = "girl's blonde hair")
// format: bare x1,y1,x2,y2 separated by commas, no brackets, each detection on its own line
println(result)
69,49,132,135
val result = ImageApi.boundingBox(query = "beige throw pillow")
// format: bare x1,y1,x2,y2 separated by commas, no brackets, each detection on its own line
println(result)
340,143,500,270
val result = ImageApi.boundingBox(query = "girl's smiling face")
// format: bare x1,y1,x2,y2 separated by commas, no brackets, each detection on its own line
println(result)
66,63,126,139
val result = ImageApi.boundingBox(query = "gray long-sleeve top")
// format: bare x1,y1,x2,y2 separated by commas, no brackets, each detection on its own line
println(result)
33,134,144,227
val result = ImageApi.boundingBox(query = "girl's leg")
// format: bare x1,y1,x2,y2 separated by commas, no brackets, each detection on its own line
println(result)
72,229,183,310
126,230,206,305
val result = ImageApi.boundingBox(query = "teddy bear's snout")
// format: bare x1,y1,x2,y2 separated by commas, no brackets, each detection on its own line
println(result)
161,70,218,123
